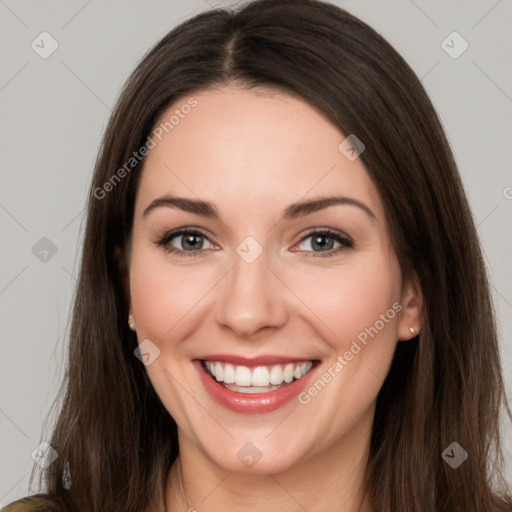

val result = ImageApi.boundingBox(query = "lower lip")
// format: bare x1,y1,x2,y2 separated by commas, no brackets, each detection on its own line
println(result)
194,360,319,414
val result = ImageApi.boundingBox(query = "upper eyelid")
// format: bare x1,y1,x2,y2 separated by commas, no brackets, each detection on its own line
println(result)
297,227,351,241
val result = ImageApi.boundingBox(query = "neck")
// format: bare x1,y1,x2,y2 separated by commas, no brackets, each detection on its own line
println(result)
165,414,374,512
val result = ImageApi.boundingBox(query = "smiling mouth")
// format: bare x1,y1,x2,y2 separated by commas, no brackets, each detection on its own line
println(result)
201,359,319,394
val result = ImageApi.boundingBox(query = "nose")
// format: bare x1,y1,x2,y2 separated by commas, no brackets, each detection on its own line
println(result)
215,243,289,339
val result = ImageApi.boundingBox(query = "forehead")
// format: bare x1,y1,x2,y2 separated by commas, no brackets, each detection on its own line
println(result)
136,85,382,222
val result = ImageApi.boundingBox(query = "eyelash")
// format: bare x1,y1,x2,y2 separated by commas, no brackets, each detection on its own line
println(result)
155,227,353,258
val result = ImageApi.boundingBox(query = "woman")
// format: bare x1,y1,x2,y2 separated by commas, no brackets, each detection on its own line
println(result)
4,0,511,510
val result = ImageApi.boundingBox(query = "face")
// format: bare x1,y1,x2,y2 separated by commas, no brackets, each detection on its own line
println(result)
124,85,420,474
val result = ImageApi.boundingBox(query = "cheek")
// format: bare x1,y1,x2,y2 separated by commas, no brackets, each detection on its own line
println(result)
290,256,402,437
289,255,401,354
129,244,215,342
127,245,216,425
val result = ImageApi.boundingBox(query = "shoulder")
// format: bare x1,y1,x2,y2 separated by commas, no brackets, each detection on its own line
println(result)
1,495,62,512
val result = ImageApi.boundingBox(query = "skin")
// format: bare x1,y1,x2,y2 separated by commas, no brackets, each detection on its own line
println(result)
121,85,422,512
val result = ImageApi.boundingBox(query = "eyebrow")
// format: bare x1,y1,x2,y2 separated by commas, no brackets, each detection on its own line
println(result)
143,194,376,221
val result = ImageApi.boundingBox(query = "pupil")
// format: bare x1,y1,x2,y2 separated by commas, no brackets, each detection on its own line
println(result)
183,234,202,250
313,235,332,251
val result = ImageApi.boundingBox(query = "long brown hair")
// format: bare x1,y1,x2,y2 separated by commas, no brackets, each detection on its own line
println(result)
5,1,511,510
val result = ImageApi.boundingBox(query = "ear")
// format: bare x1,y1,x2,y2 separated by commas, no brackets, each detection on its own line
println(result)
114,246,131,315
397,274,423,341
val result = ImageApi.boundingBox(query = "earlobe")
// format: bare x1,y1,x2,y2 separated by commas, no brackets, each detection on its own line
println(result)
128,314,136,331
397,275,423,341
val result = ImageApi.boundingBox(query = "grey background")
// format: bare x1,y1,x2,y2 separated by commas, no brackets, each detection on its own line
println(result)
1,0,511,505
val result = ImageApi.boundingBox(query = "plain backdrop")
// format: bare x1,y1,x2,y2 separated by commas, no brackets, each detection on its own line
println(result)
1,0,511,505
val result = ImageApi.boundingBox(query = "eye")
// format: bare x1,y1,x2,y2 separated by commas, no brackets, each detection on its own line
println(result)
155,228,216,257
293,229,353,257
155,227,353,258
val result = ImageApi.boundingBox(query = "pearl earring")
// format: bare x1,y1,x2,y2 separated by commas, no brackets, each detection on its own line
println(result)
128,315,136,331
409,327,416,334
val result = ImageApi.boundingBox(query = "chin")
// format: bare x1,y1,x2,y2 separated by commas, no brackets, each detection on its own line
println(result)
199,433,309,475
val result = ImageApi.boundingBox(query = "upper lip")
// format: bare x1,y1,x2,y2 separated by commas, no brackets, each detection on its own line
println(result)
197,354,318,366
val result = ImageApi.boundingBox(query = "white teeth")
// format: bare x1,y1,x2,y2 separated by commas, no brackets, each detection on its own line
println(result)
203,360,314,387
224,383,283,394
223,363,235,384
251,367,269,387
283,363,294,383
269,365,284,385
235,365,252,386
214,361,223,382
